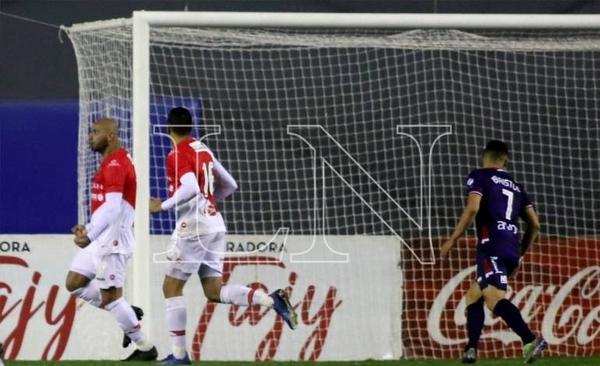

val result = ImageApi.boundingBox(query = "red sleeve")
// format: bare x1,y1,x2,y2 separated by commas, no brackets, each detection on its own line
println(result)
168,149,194,181
103,161,126,193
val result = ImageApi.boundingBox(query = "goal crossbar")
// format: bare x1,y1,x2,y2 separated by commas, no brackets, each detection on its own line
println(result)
65,12,600,31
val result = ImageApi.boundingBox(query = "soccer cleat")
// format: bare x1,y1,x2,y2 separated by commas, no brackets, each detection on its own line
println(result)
269,289,298,330
123,305,145,348
462,348,477,364
122,346,158,361
159,353,192,365
523,337,547,364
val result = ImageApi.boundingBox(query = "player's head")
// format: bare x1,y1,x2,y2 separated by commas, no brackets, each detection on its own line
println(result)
89,118,119,154
167,107,193,137
481,140,509,168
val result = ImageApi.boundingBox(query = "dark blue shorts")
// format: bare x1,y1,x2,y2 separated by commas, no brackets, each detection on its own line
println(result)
476,252,519,291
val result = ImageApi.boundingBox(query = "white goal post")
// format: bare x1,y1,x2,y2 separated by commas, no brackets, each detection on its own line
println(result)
65,12,600,360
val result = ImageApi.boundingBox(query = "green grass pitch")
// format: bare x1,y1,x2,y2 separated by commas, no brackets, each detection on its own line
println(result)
7,358,600,366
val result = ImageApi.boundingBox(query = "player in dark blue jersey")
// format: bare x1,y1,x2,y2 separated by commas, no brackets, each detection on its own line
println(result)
441,140,546,364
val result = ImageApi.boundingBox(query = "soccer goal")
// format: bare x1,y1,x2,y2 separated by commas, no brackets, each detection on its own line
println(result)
65,12,600,360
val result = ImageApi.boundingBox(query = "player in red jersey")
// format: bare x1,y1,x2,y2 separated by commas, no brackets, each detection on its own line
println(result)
66,118,157,361
150,107,297,364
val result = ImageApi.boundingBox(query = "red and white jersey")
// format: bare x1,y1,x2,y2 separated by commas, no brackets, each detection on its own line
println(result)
166,137,227,236
89,148,136,255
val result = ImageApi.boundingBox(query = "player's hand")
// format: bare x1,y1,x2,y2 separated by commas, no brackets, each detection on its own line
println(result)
71,224,86,236
440,238,456,259
150,198,163,214
73,234,91,248
203,203,217,216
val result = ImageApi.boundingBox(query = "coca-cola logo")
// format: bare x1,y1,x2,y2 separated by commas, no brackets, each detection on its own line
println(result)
428,265,600,346
404,237,600,358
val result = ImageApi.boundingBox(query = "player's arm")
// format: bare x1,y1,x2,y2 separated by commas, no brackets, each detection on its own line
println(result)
151,151,199,213
75,164,125,247
212,160,238,201
447,193,481,241
85,192,123,239
74,192,122,248
519,206,541,256
440,192,481,258
152,172,200,213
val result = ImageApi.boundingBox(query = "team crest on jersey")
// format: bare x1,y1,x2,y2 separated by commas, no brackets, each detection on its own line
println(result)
466,178,474,187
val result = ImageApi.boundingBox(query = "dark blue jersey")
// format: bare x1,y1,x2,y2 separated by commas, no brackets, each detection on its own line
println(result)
465,168,532,258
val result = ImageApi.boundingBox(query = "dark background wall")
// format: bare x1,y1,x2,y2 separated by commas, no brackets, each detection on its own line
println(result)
3,0,600,100
1,0,600,234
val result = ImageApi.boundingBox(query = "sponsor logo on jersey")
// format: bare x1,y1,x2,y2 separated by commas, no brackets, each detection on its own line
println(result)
91,193,104,201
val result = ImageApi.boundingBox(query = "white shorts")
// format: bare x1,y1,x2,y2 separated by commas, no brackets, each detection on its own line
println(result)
166,231,226,281
70,246,130,289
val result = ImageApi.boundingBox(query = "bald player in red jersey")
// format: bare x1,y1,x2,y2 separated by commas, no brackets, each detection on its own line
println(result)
66,118,157,361
150,107,297,364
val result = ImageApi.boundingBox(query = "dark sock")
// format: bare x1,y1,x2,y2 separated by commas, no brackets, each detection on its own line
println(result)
466,301,485,350
493,299,535,344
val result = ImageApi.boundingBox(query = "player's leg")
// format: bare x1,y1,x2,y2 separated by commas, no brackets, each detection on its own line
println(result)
504,259,546,364
199,232,298,330
196,232,267,305
67,247,144,348
122,305,145,348
200,274,273,306
162,274,190,364
462,281,484,363
478,256,545,363
160,235,199,365
481,284,545,363
199,231,271,305
66,247,102,307
479,257,531,339
96,254,157,361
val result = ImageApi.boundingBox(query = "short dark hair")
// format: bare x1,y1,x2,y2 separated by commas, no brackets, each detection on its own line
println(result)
483,140,509,161
167,107,193,136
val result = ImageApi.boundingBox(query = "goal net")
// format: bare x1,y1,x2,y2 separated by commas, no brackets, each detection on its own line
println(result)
65,13,600,360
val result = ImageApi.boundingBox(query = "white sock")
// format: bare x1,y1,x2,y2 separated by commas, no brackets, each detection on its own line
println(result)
71,281,102,308
104,297,152,351
219,284,273,307
166,296,187,358
134,339,154,352
172,345,187,359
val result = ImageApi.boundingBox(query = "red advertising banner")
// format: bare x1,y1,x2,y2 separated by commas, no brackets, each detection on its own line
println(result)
403,237,600,359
